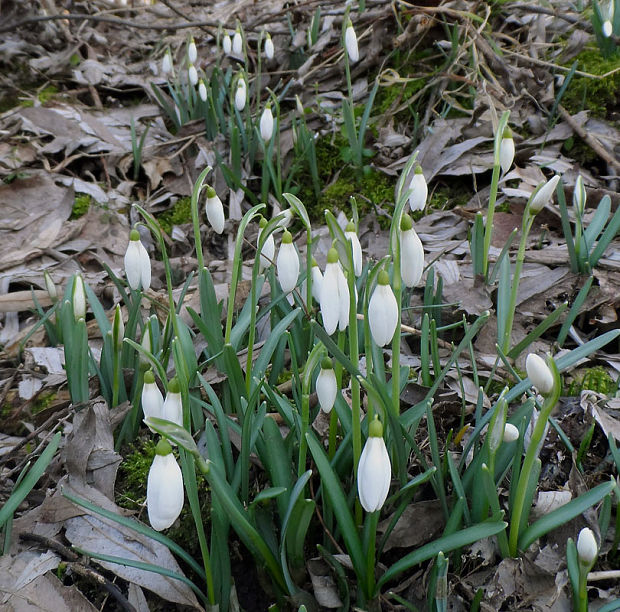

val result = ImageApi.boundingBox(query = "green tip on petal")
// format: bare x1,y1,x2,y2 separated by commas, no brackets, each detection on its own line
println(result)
168,377,180,393
144,370,155,384
400,213,413,231
282,230,293,244
155,438,173,456
368,415,383,438
502,126,513,138
130,229,140,241
206,186,216,198
414,165,423,175
321,356,333,370
377,270,390,285
259,216,267,228
345,221,356,232
327,247,340,264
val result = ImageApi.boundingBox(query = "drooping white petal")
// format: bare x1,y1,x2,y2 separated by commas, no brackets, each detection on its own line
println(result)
316,367,338,413
336,264,350,332
400,227,424,288
205,189,225,234
264,35,274,59
345,24,359,63
276,236,299,294
408,168,427,212
499,133,515,175
345,226,363,277
321,261,341,335
162,51,172,75
222,34,232,54
188,39,197,64
311,264,323,303
124,240,143,290
260,106,274,141
142,383,164,422
368,281,398,347
258,229,275,272
357,436,391,513
162,391,183,427
188,64,198,86
147,453,184,531
235,80,246,111
232,30,243,55
529,175,561,214
198,80,207,102
525,353,554,395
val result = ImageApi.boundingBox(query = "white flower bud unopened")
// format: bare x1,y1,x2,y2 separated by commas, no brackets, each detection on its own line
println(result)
573,175,586,217
72,275,87,321
577,527,598,565
232,28,243,55
162,50,173,75
357,417,391,513
204,186,225,234
235,79,246,111
503,423,519,443
408,165,427,212
276,231,299,295
344,221,362,277
188,64,198,86
198,79,207,102
344,21,359,63
529,175,561,214
264,33,274,60
368,270,398,347
222,33,232,54
147,441,184,531
499,127,515,175
525,353,554,395
187,38,197,64
316,358,337,413
400,214,424,288
260,104,274,142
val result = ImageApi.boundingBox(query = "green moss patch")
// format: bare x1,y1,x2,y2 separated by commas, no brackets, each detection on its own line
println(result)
156,196,192,234
70,194,91,220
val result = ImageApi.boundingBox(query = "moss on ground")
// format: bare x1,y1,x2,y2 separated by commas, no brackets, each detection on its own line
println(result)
156,196,192,234
70,194,91,220
562,47,620,119
567,366,617,396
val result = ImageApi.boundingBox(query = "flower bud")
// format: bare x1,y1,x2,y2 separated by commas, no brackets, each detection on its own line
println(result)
72,275,86,321
222,33,232,54
44,271,57,303
257,216,275,272
198,79,207,102
311,258,323,303
503,423,520,443
400,214,424,288
147,439,184,531
188,64,198,86
344,221,362,277
260,104,274,142
187,37,197,64
162,49,173,75
205,186,225,234
525,353,554,395
112,304,124,353
529,175,561,214
344,20,359,63
408,165,427,212
264,33,274,59
235,78,247,111
368,270,398,347
577,527,598,565
499,126,515,175
357,417,391,512
573,175,586,217
124,228,152,291
162,377,183,427
321,249,341,335
276,230,299,295
142,370,164,425
232,27,243,55
316,357,338,413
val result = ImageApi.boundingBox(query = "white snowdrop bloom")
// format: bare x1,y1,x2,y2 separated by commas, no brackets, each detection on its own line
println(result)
577,527,598,565
162,50,173,75
232,28,243,55
320,248,342,335
147,441,184,531
525,353,554,395
311,258,323,303
142,370,164,424
277,230,299,295
368,270,398,347
235,78,247,111
222,33,232,54
601,0,614,37
257,217,275,272
499,126,515,175
408,165,427,212
204,186,225,234
188,64,198,86
524,408,549,456
125,229,152,291
72,275,87,321
187,38,197,64
503,423,520,443
198,79,207,102
264,33,275,60
316,358,338,413
260,104,274,142
162,377,183,427
336,263,350,332
345,221,362,277
400,213,424,288
344,20,359,63
357,417,391,513
276,208,294,229
529,175,561,214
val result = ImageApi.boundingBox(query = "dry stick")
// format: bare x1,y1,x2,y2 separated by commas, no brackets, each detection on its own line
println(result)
558,105,620,173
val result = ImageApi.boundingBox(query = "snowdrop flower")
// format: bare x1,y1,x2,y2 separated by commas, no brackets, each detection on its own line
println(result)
235,78,247,111
161,49,173,75
400,213,424,288
316,357,338,413
336,263,350,332
573,175,586,217
112,304,124,353
188,64,198,86
162,377,183,427
529,175,561,214
601,0,614,37
311,258,323,303
357,417,391,513
344,19,359,63
524,408,549,455
147,440,184,531
276,208,294,229
187,37,197,63
44,271,57,303
222,32,232,54
205,186,225,234
260,103,274,142
139,321,154,367
577,527,598,565
142,370,164,425
72,275,86,321
257,216,275,272
320,248,342,335
125,229,152,291
264,33,274,59
198,79,207,102
345,221,362,277
525,353,554,395
277,230,299,295
499,126,515,175
503,423,520,443
408,165,427,212
368,270,398,347
232,27,243,55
